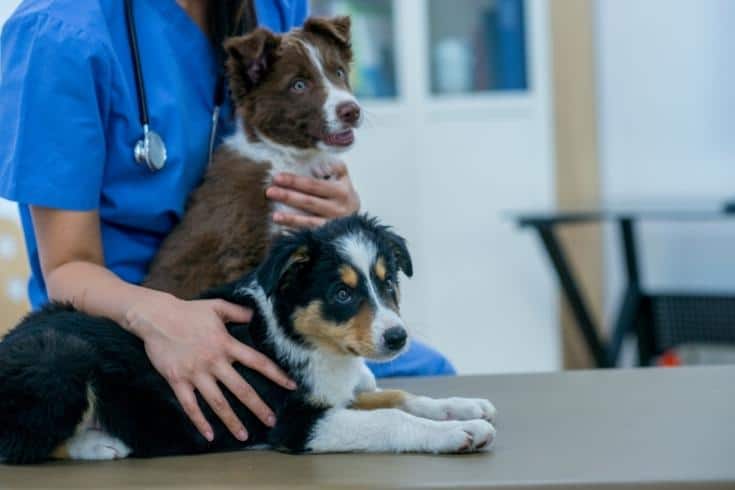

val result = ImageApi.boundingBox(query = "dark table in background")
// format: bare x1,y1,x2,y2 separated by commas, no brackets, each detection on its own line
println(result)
515,203,735,368
2,367,734,489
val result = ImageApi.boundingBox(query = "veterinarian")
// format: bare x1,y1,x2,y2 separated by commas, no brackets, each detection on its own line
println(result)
0,0,454,443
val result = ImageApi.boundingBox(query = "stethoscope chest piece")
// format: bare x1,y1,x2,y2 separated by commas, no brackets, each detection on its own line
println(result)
126,0,167,172
134,125,167,171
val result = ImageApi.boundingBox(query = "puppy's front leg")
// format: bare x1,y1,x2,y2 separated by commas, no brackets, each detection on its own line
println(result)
306,408,495,453
352,390,497,423
353,361,377,394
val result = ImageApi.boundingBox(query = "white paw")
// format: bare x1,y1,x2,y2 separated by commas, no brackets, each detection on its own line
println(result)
430,420,496,453
67,430,131,461
407,396,497,423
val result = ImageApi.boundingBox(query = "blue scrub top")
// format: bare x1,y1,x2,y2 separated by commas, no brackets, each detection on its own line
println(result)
0,0,455,377
0,0,307,309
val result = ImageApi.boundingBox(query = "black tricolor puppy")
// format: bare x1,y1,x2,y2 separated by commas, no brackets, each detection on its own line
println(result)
0,215,496,464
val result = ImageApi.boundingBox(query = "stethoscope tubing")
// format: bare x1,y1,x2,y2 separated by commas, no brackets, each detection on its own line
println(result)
125,0,257,172
124,0,150,128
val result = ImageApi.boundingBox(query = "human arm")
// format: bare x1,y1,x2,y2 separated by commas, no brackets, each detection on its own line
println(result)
31,206,296,442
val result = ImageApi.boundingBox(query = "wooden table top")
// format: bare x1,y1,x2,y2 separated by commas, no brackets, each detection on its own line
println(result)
2,366,734,489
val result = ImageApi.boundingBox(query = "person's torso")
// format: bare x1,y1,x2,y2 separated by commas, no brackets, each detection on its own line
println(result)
4,0,294,308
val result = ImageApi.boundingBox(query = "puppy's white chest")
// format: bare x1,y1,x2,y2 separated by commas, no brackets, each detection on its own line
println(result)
305,355,365,407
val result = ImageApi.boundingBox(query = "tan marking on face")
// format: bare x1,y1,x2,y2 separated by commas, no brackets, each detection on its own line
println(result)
339,265,358,288
292,300,376,356
351,389,409,410
374,257,387,281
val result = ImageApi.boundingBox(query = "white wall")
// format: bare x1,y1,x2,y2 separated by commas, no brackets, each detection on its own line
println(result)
350,0,558,374
596,0,735,321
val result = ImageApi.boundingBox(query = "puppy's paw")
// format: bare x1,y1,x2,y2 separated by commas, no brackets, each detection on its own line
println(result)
68,430,131,461
454,398,497,423
407,396,497,423
431,420,496,453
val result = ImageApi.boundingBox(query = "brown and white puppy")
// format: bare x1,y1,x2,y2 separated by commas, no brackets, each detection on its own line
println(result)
144,16,361,299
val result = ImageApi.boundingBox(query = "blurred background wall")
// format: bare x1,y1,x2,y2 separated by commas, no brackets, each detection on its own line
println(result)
595,0,735,328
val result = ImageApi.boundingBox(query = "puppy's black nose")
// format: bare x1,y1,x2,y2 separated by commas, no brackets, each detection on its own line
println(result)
337,102,361,125
383,327,407,350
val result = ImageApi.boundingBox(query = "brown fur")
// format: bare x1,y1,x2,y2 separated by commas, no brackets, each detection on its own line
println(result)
374,257,386,281
339,265,358,288
50,443,69,460
292,300,376,357
144,17,355,298
144,148,272,299
351,390,409,411
226,18,353,149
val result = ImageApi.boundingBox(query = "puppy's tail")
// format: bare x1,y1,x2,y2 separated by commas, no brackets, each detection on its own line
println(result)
0,317,99,464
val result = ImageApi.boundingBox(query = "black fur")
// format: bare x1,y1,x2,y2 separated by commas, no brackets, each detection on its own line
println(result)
0,215,410,463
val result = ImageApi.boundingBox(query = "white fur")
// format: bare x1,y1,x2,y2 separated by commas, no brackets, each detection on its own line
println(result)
401,396,497,423
54,384,131,461
354,362,378,394
307,408,495,453
336,233,377,280
67,430,131,461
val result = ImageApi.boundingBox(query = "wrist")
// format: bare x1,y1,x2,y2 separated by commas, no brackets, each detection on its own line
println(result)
121,289,178,338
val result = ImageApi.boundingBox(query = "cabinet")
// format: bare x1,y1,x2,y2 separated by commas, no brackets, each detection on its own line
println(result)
313,0,558,373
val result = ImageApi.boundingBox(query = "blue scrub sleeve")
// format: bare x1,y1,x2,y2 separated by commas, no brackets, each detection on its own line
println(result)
0,14,110,211
292,0,309,26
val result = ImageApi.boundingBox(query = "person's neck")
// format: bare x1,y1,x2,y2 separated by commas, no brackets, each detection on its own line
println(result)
177,0,209,36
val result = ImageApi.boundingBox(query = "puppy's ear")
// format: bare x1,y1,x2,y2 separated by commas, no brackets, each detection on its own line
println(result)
225,28,281,102
257,239,311,297
384,231,413,278
303,16,352,60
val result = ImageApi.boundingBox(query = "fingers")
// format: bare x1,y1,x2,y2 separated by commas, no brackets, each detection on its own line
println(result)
228,339,297,391
272,212,327,229
271,172,341,199
209,300,253,323
266,187,337,217
195,375,248,441
214,362,277,427
172,382,214,442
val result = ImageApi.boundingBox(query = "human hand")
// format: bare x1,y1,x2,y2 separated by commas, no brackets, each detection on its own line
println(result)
265,162,360,229
124,293,296,442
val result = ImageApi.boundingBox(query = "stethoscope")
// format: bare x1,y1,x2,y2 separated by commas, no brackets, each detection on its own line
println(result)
123,0,229,172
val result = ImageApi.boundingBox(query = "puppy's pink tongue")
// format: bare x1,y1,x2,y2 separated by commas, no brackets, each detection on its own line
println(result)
325,130,354,147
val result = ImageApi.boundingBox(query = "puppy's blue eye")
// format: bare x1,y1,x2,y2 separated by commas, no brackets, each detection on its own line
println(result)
334,287,353,304
291,79,308,93
336,68,346,80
